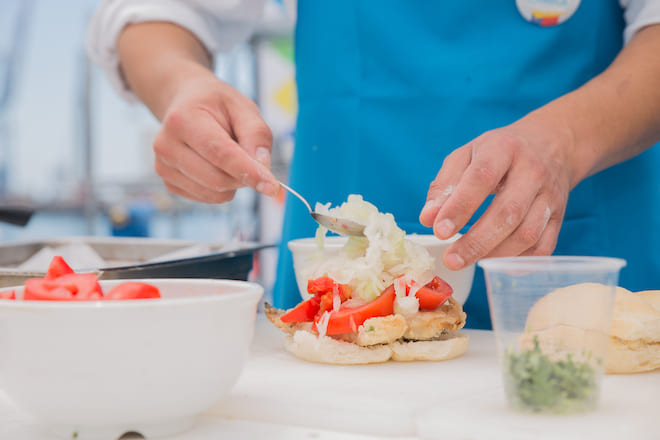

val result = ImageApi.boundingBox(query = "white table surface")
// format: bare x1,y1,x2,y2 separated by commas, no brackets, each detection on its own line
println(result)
2,314,659,440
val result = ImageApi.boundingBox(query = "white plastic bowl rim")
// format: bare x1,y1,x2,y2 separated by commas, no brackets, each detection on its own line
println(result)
0,278,263,308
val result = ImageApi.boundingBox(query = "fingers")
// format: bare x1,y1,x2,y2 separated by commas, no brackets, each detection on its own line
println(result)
419,147,471,226
478,195,560,258
422,129,570,270
159,103,279,198
423,134,517,240
230,99,274,168
519,216,561,257
155,156,236,203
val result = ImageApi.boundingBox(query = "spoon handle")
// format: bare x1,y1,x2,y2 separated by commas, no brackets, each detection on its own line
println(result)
279,181,313,213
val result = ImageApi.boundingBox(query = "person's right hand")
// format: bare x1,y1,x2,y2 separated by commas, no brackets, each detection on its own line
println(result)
152,67,280,203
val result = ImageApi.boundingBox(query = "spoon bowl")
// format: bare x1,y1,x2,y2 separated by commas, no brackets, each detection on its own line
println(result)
279,181,365,236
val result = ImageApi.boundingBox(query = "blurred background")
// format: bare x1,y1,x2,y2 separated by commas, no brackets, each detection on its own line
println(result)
0,0,295,300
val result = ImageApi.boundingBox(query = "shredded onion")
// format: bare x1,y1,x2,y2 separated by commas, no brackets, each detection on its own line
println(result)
304,195,435,314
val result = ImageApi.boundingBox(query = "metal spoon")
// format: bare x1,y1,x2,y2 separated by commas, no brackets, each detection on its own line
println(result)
279,181,366,236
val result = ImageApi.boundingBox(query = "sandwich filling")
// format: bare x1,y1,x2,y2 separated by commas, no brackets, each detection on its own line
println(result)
266,195,467,360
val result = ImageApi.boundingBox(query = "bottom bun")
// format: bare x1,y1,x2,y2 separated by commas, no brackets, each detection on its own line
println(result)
390,333,469,361
606,337,660,374
284,330,469,365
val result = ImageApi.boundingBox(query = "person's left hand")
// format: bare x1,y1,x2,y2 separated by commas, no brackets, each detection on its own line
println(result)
419,115,576,270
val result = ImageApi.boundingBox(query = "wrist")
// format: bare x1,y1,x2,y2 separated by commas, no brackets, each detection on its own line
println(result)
118,22,214,120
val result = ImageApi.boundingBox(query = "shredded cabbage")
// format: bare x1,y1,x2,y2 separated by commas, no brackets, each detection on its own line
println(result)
303,195,435,311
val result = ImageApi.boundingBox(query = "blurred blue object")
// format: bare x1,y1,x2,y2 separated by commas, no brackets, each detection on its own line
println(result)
109,201,155,238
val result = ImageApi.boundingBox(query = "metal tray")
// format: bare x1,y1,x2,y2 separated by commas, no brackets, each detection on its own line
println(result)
0,236,273,288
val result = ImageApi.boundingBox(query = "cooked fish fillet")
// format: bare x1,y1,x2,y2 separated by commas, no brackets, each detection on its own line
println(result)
355,314,407,346
402,297,466,340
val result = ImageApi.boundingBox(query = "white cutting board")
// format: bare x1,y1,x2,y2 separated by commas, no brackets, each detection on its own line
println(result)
207,316,660,439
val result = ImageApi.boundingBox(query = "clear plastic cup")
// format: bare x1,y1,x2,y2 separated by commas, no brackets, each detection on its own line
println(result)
478,256,626,414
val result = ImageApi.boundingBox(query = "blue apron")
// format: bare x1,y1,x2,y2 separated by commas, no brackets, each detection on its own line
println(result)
273,1,660,329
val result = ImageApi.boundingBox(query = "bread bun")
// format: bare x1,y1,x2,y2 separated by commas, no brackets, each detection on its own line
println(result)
284,330,392,365
521,283,621,363
390,333,469,361
610,289,660,343
524,282,622,333
284,330,469,365
607,289,660,374
521,283,660,374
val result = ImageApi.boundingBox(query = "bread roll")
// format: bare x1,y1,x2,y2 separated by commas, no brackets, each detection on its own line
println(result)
284,330,393,365
606,289,660,374
284,330,469,365
521,283,660,374
519,283,619,366
390,333,469,362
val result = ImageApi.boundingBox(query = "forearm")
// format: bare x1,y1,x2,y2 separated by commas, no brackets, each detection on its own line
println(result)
117,22,214,120
530,24,660,188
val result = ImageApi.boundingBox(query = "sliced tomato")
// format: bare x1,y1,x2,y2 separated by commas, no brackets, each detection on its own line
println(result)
315,288,396,335
318,292,335,314
104,282,161,300
318,285,352,313
307,276,337,294
280,296,321,322
53,273,103,300
415,276,453,310
24,278,74,301
0,290,15,300
44,255,75,280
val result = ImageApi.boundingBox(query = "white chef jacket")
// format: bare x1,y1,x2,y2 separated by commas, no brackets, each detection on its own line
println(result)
87,0,660,102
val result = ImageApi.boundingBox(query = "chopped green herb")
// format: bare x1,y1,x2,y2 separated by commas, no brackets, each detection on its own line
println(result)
367,326,375,332
72,432,78,439
503,335,598,414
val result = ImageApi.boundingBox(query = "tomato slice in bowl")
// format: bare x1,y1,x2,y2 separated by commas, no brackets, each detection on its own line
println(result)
54,273,104,300
104,282,161,300
24,279,75,301
44,255,75,280
0,290,15,300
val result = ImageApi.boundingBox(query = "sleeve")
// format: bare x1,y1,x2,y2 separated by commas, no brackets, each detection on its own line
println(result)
620,0,660,44
86,0,266,102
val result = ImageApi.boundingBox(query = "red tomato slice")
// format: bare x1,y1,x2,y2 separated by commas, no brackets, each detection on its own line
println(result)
280,296,321,322
415,276,453,310
104,282,161,300
24,279,75,301
307,276,337,294
315,288,396,335
44,256,75,280
53,273,104,300
0,290,15,300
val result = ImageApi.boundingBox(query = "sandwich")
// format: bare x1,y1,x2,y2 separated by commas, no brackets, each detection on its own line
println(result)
266,195,469,365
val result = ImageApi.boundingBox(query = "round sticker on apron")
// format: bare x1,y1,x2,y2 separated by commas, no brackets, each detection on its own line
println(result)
516,0,580,27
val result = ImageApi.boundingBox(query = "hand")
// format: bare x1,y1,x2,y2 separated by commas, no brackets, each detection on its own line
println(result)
152,68,280,203
419,116,575,270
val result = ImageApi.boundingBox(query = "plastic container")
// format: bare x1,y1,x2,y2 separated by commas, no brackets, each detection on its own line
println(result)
478,256,626,414
288,234,475,305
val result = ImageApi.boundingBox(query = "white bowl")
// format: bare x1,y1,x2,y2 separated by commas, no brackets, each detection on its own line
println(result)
0,278,263,439
288,234,475,305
